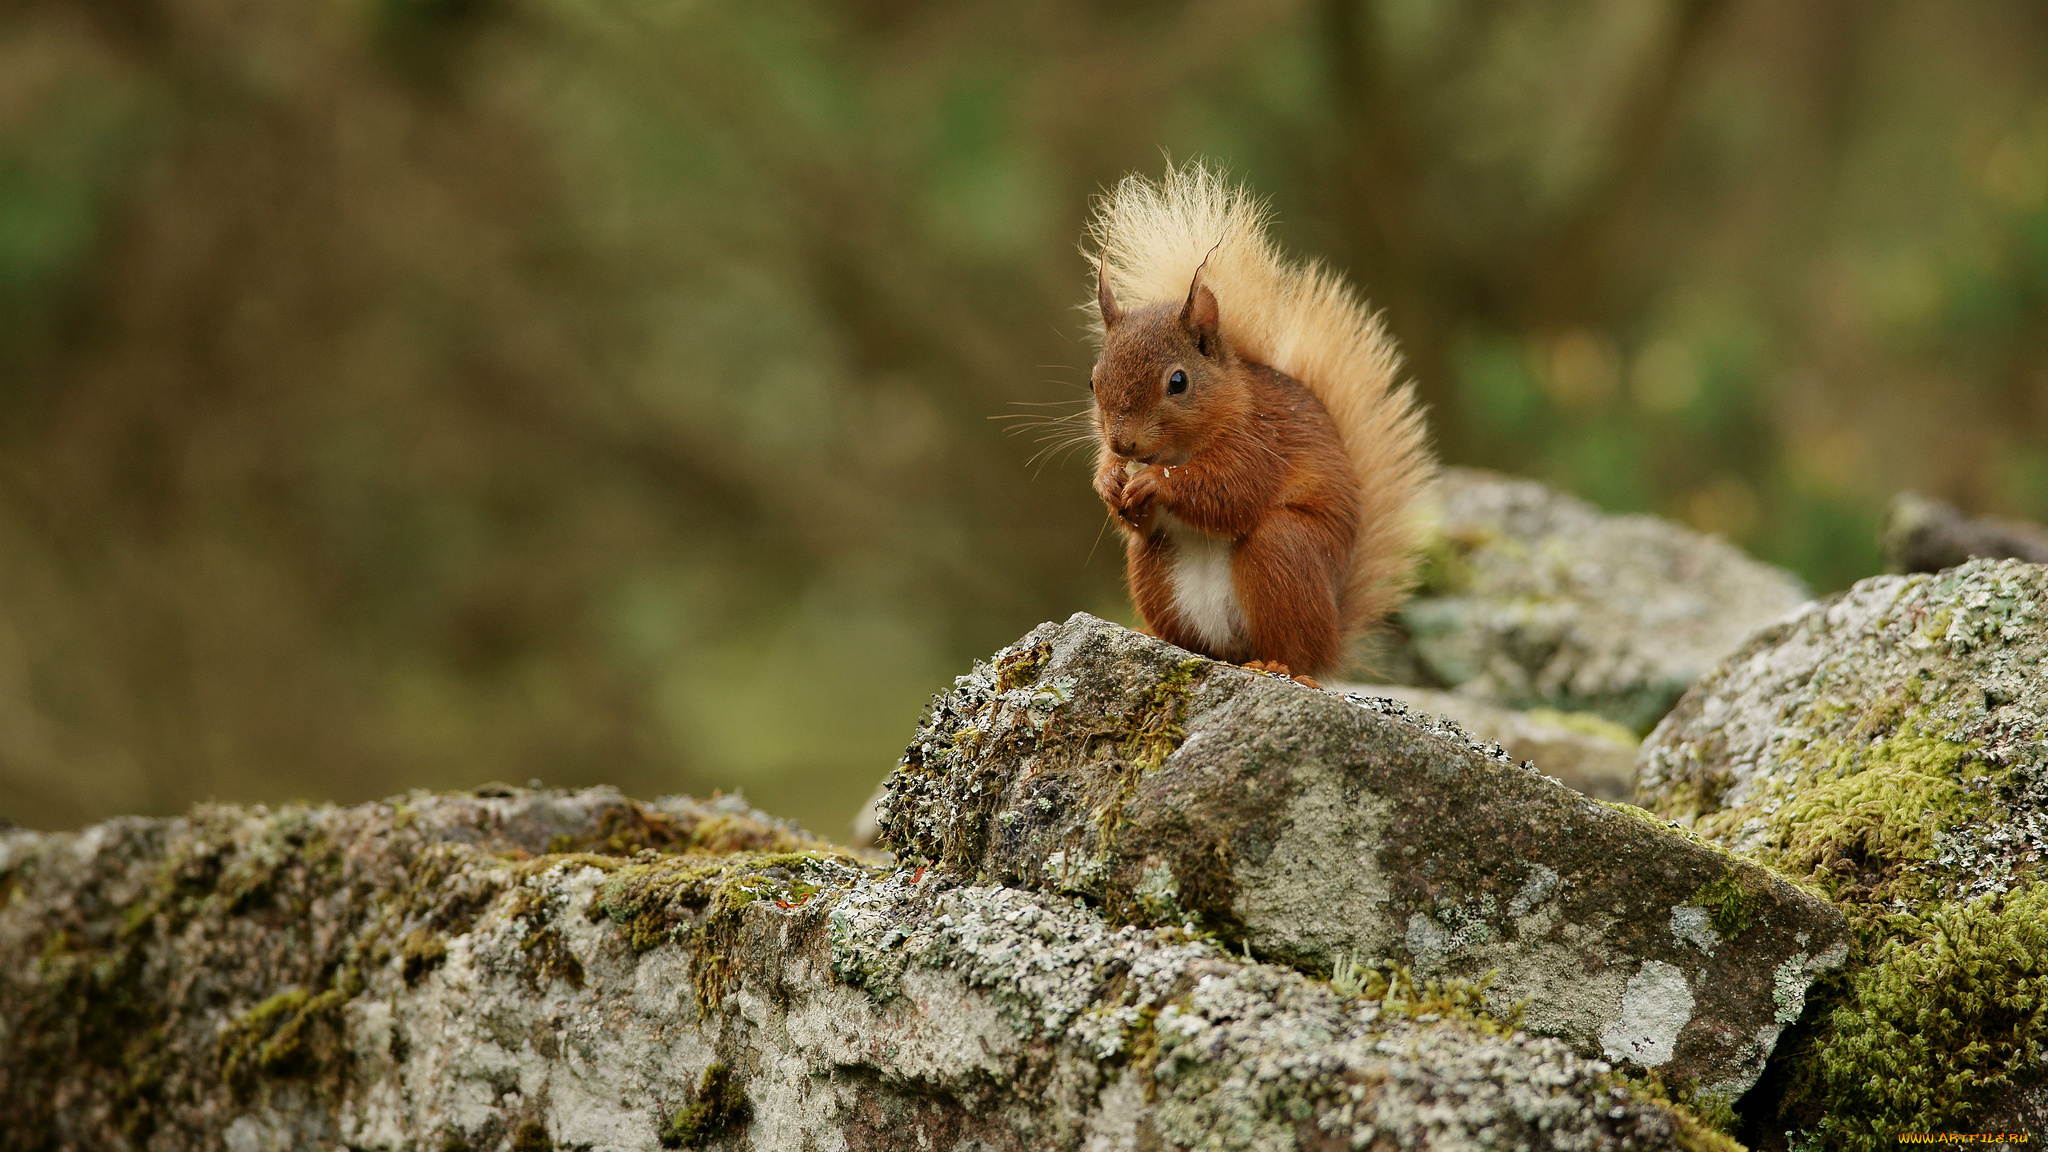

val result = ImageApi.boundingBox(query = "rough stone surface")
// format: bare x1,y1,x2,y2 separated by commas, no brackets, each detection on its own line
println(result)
1326,684,1640,801
878,613,1847,1102
0,788,1731,1151
1635,559,2048,1147
1366,468,1810,733
1637,559,2048,894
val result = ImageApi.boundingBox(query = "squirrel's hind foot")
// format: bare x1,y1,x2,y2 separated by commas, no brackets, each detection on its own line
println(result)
1240,660,1321,689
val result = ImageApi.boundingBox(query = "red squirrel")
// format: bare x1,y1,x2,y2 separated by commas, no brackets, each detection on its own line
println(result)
1084,164,1434,678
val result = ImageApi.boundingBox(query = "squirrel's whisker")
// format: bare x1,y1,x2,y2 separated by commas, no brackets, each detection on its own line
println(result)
1085,508,1113,566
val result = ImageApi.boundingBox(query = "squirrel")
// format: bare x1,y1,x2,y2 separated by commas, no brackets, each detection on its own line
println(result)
1082,163,1435,679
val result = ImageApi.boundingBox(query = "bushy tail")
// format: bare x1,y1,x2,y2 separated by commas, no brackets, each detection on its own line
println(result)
1085,161,1436,642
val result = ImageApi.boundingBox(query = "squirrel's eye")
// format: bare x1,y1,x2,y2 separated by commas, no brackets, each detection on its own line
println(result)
1167,370,1188,395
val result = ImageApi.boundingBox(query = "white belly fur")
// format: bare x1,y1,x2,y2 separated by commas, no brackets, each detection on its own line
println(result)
1157,510,1247,654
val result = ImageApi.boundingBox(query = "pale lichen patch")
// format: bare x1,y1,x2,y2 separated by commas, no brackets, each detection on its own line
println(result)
1772,952,1810,1024
1599,961,1694,1068
1669,906,1720,955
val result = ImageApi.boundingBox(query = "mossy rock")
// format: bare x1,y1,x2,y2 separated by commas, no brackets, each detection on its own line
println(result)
1637,558,2048,1147
0,786,825,1149
1374,468,1810,733
878,612,1848,1103
1,787,1733,1150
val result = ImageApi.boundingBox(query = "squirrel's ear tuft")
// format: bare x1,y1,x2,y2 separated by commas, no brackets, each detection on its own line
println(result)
1182,278,1221,358
1097,257,1123,330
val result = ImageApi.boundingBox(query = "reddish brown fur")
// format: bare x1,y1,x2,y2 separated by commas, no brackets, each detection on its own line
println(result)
1092,271,1360,675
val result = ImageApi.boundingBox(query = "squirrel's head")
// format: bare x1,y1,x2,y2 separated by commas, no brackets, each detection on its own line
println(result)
1090,260,1246,466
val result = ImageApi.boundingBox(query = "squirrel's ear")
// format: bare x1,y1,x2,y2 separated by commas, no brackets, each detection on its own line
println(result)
1181,278,1221,358
1097,257,1123,330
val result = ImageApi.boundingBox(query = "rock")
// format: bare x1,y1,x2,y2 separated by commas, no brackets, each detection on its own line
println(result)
1366,468,1809,733
1326,683,1641,801
1636,559,2048,890
870,678,1644,844
879,612,1848,1104
0,787,1736,1151
1879,490,2048,573
1635,559,2048,1147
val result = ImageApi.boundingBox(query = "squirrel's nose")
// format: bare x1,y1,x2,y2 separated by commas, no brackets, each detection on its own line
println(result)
1111,437,1139,459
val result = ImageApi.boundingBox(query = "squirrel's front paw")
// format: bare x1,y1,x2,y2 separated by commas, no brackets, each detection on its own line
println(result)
1093,464,1127,512
1119,467,1162,521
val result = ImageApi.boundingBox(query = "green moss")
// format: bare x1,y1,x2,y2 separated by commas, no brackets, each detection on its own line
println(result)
596,857,726,952
1087,657,1207,856
993,640,1051,692
596,851,851,1016
1778,762,1969,896
390,843,507,933
1596,799,1721,852
220,989,314,1073
1325,962,1529,1038
659,1061,751,1148
1596,799,1664,826
1711,705,1986,913
115,1025,174,1139
12,824,310,1141
510,1120,554,1152
1384,967,1527,1036
1797,884,2048,1151
1687,869,1759,939
118,899,154,937
398,927,448,986
550,803,680,857
1612,1069,1745,1152
1674,688,2038,1139
1689,1094,1739,1141
1121,657,1204,773
6,826,281,1142
218,968,362,1093
1120,1003,1162,1069
947,726,986,758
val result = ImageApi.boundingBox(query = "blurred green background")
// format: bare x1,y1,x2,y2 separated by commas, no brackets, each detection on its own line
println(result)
2,0,2044,838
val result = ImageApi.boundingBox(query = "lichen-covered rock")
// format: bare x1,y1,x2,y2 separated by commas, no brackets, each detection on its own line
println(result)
1327,683,1641,801
857,680,1642,856
0,789,1733,1151
1373,468,1810,733
1635,559,2048,1148
0,786,822,1150
878,613,1847,1104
